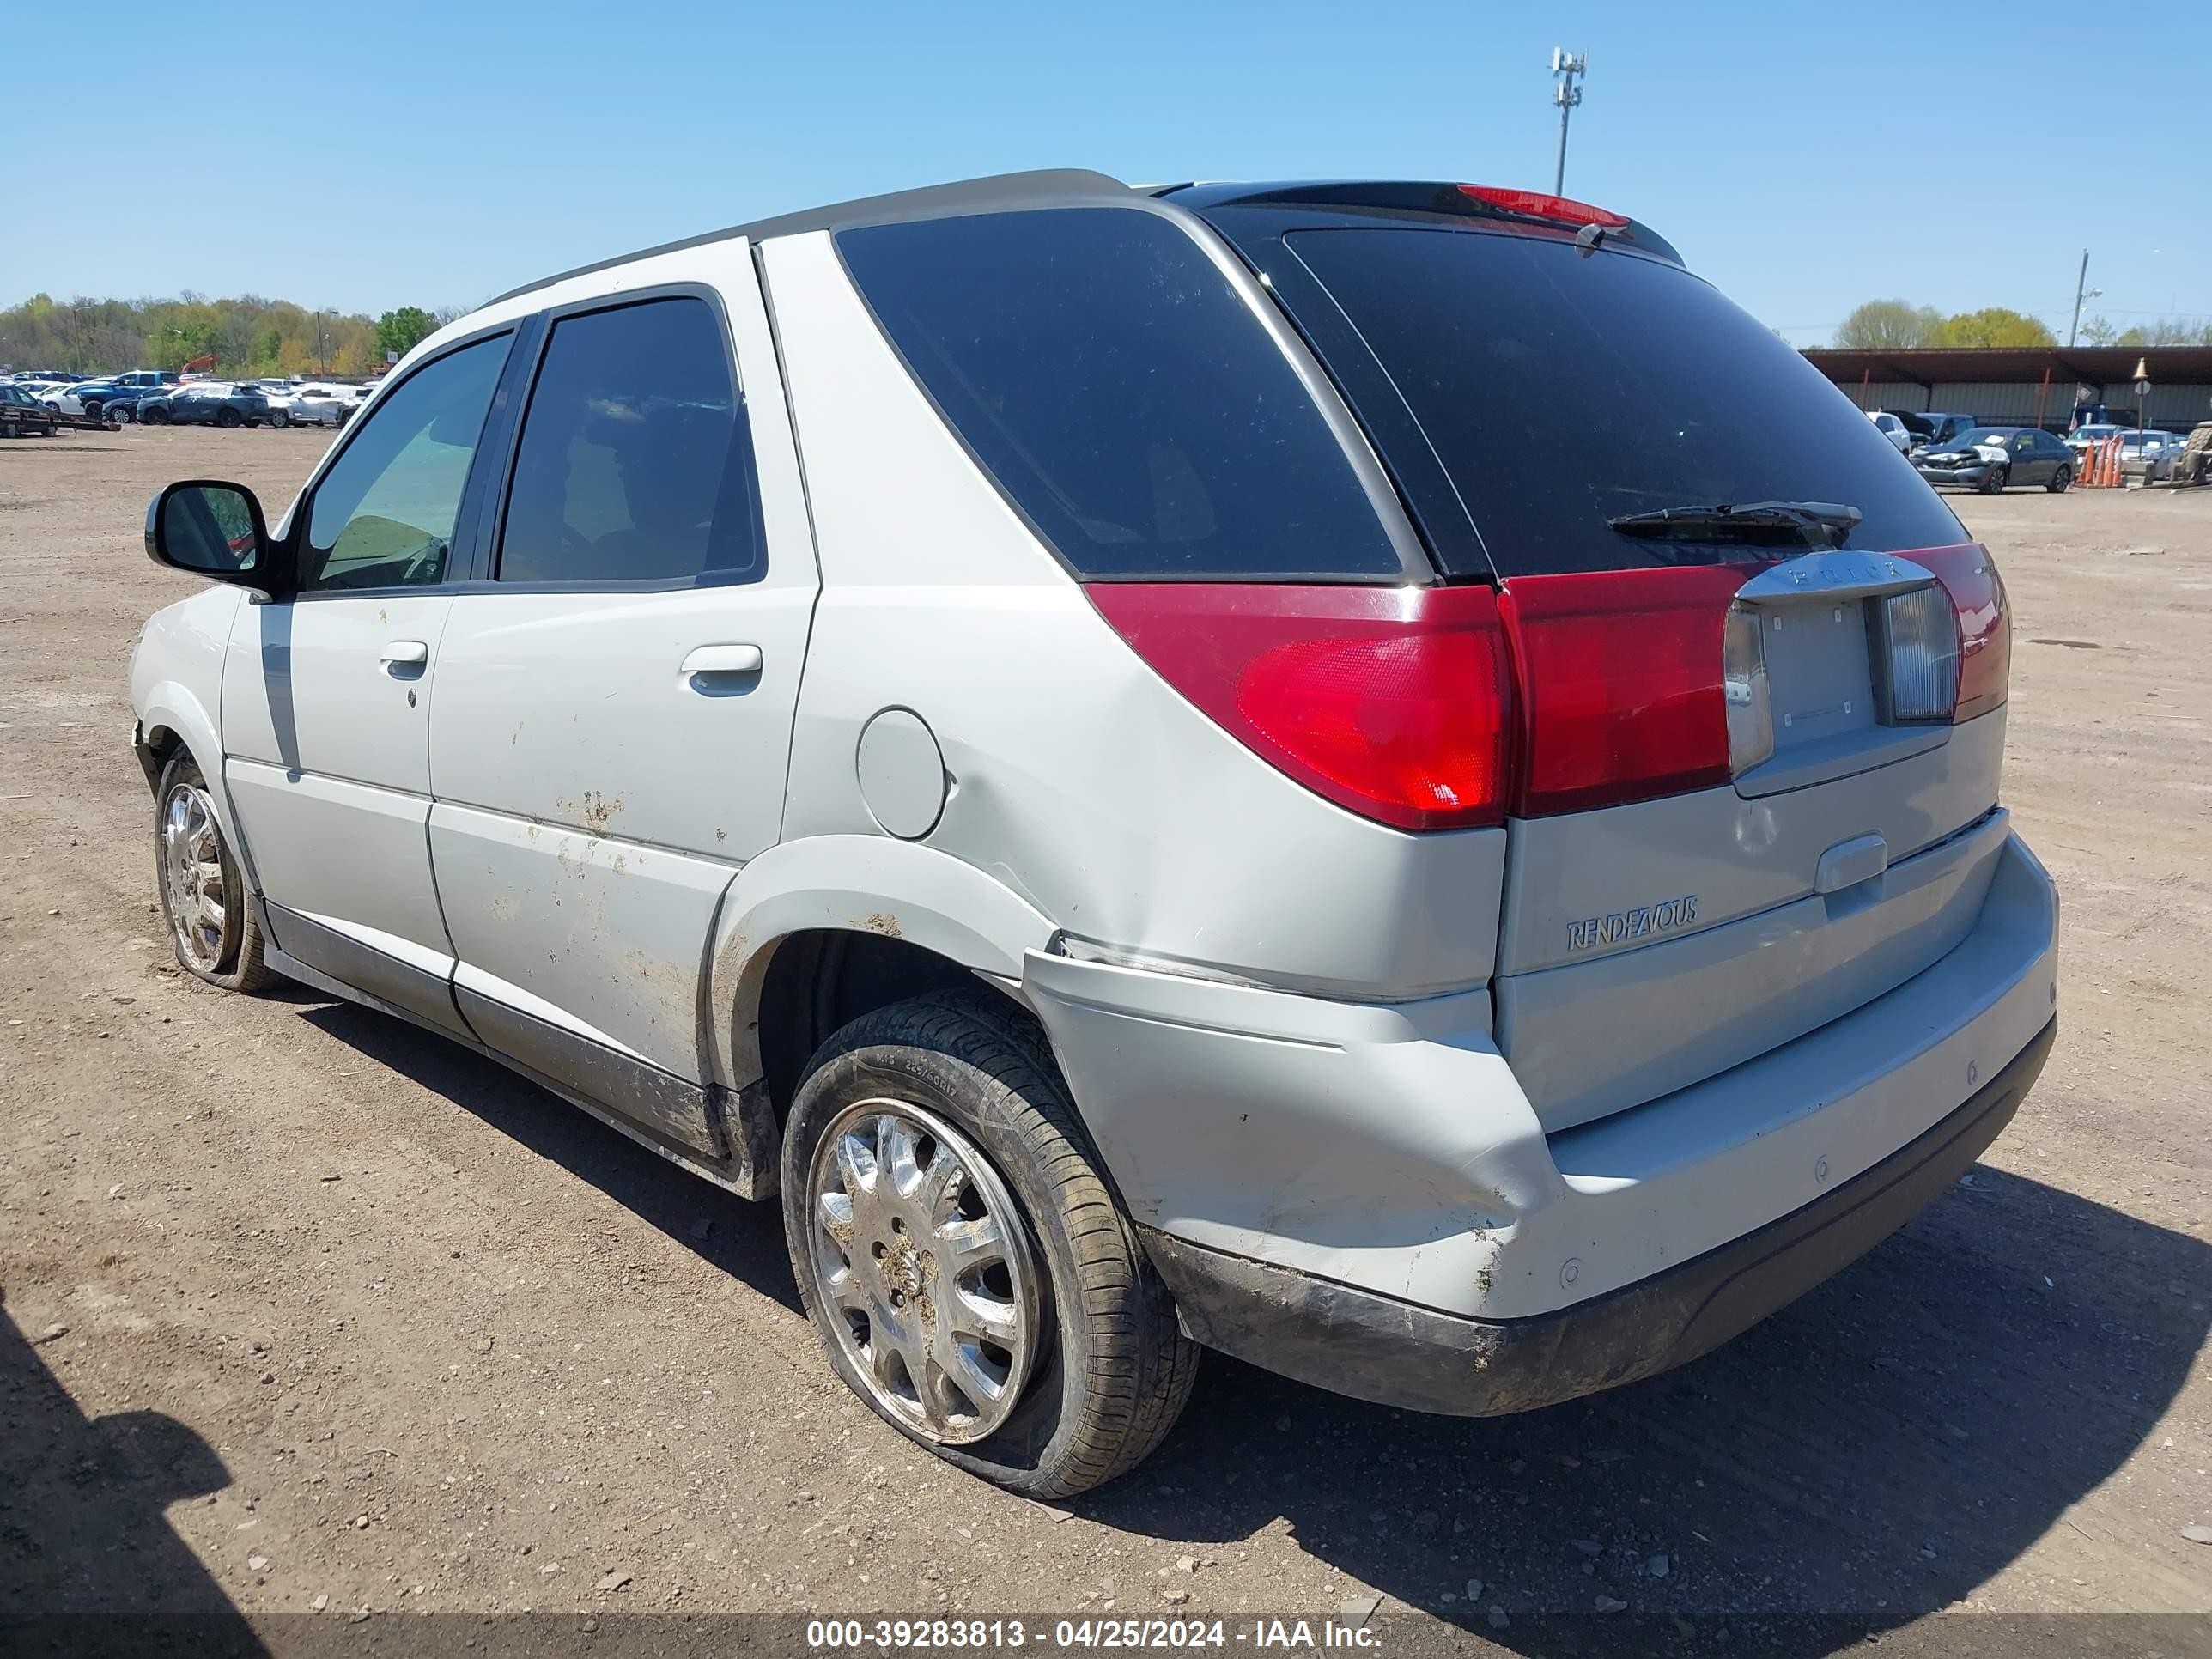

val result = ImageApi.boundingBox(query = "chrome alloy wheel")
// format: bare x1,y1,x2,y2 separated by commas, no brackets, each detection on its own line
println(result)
805,1098,1042,1445
161,781,229,971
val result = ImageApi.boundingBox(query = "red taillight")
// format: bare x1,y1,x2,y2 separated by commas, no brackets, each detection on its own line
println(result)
1094,550,2001,834
1085,584,1512,830
1456,184,1630,229
1498,566,1750,817
1910,544,2010,722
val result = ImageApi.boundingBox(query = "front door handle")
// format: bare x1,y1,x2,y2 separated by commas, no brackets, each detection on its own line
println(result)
681,643,763,678
380,640,429,670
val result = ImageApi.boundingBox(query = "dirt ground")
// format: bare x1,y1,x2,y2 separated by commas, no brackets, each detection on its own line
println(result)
3,426,2209,1655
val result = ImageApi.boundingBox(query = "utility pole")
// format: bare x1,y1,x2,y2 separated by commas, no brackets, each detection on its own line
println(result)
1550,49,1586,196
315,310,326,377
2068,250,2102,347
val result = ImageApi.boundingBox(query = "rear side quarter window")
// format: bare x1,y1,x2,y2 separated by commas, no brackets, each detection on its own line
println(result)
837,208,1402,581
497,295,766,587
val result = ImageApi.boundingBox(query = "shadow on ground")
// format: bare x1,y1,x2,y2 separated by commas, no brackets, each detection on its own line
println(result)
1076,1164,2212,1649
291,1000,2209,1653
0,1297,264,1652
298,1002,800,1312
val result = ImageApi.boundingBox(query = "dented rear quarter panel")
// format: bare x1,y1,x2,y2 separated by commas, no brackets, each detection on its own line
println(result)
758,228,1507,1003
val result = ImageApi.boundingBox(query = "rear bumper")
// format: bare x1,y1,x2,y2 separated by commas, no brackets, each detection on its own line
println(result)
1144,1016,2051,1414
1024,830,2059,1412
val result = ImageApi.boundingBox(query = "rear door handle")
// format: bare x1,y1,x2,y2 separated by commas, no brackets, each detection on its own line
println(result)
380,640,429,668
681,643,763,678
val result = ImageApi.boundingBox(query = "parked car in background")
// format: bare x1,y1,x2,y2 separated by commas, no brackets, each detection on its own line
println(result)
1915,425,2074,492
0,384,59,435
1866,410,1911,454
40,381,98,416
63,370,179,422
252,384,299,427
2119,430,2185,483
9,368,76,384
1899,411,1978,453
143,380,276,428
128,170,2057,1498
280,384,360,427
2066,422,2121,454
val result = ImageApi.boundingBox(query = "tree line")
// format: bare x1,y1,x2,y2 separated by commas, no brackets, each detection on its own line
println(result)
0,294,460,380
1837,298,2212,350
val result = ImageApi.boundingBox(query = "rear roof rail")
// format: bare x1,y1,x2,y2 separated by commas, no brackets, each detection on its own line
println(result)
1161,179,1682,265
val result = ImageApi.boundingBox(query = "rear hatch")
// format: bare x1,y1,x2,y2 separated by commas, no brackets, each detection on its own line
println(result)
1190,187,2014,1131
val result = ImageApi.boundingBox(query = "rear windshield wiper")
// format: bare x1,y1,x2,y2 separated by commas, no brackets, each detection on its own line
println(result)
1606,501,1863,549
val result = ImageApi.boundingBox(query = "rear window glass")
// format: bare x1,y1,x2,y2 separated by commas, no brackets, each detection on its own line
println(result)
1284,228,1966,576
838,209,1401,580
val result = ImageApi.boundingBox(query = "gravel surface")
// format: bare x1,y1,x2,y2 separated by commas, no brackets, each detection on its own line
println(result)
3,427,2208,1651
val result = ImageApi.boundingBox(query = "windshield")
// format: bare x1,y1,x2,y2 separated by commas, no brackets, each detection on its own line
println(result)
1945,429,2014,448
1281,226,1964,575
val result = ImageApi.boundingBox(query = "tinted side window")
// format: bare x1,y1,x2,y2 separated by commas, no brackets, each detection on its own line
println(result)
301,335,507,592
497,297,763,586
1282,227,1967,576
838,209,1400,580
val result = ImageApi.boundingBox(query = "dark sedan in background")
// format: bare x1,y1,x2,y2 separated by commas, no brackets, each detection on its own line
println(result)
136,382,277,428
1914,426,2074,493
0,384,59,435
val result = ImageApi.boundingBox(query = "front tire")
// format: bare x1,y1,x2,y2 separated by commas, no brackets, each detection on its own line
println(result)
155,752,274,992
782,991,1198,1497
141,404,168,425
2049,465,2071,493
1979,465,2008,495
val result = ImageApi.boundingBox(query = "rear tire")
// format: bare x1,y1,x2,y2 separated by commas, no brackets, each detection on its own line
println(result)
781,990,1199,1497
112,402,134,424
215,407,243,428
2049,465,2071,493
154,752,275,993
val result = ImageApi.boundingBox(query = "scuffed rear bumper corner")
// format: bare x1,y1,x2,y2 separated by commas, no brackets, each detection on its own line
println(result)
1145,1014,2054,1418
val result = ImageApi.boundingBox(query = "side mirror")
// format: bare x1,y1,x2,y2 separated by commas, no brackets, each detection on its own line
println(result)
145,480,279,598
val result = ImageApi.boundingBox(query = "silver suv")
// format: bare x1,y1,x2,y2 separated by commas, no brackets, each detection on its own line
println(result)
131,172,2058,1496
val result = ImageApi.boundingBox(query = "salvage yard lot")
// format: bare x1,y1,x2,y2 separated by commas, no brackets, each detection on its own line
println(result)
3,428,2209,1647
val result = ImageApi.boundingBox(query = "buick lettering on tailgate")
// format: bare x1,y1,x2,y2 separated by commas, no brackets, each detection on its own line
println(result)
1567,894,1698,953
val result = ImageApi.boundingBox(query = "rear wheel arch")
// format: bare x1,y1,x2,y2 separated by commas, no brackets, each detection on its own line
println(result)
750,928,1012,1126
705,835,1059,1107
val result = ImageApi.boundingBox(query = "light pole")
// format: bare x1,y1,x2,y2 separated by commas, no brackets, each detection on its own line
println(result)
2068,249,2102,347
2133,356,2150,486
1550,49,1586,196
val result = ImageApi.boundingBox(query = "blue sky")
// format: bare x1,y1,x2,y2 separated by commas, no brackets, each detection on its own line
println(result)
5,0,2203,344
